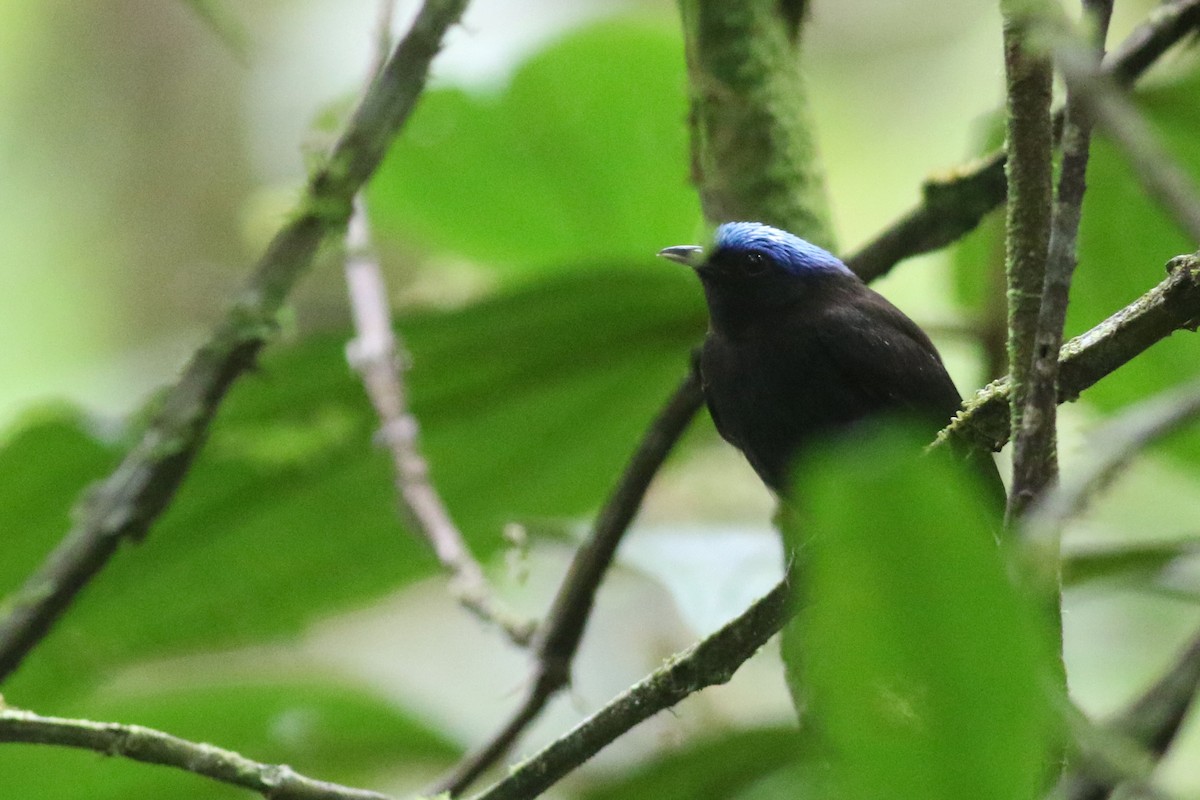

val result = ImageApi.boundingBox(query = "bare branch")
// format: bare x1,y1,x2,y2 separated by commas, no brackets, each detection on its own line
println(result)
1046,379,1200,797
344,203,533,647
0,0,471,685
1026,377,1200,540
0,707,395,800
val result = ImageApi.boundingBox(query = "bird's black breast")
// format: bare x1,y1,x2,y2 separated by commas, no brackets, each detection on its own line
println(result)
699,277,966,492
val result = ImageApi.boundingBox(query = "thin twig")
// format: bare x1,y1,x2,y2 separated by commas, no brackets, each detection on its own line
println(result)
0,707,394,800
1010,0,1113,517
344,0,531,647
938,251,1200,455
1000,0,1055,523
844,0,1200,283
344,204,533,647
430,367,704,795
1105,0,1200,86
465,579,791,800
0,0,471,685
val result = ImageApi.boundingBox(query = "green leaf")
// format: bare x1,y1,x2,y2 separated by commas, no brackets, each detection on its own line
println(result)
576,726,805,800
0,680,458,800
367,19,703,280
1,266,703,706
781,422,1057,800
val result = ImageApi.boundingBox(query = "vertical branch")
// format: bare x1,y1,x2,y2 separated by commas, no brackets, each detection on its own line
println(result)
1010,1,1113,514
677,0,835,245
1001,0,1056,523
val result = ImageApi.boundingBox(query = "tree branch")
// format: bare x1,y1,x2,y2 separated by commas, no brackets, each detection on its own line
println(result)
844,0,1200,283
1026,377,1200,541
1000,0,1056,522
0,707,395,800
938,251,1200,454
1011,0,1113,516
430,367,704,795
0,0,471,685
677,0,835,246
465,579,791,800
344,201,534,647
341,0,531,646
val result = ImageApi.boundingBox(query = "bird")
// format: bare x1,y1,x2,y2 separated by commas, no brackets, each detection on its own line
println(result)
659,221,1003,501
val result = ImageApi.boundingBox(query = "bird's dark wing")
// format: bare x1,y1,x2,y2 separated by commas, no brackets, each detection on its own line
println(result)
812,291,964,427
813,289,1006,505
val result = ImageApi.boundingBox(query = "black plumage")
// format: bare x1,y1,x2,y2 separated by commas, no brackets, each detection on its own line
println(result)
660,222,1002,499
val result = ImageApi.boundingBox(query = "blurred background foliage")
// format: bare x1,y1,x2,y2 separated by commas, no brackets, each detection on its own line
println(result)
2,0,1200,798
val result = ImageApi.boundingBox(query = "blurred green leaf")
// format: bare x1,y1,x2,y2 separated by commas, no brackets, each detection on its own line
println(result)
1062,538,1200,587
577,726,804,800
952,67,1200,462
368,19,703,280
0,680,457,800
1,266,703,707
781,423,1056,800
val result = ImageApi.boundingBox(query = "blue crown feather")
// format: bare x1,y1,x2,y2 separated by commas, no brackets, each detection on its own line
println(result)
714,222,852,277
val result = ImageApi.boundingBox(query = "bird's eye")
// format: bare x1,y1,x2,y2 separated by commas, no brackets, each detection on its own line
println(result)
744,252,768,275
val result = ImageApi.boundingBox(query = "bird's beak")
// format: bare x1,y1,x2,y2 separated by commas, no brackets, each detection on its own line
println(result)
657,245,705,269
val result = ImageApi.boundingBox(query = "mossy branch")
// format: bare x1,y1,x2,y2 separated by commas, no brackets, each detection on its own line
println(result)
938,252,1200,454
677,0,835,248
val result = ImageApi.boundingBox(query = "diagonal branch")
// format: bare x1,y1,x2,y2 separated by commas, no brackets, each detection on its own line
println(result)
0,707,395,800
938,251,1200,455
1032,380,1200,800
342,1,530,646
1026,377,1200,542
0,0,471,685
